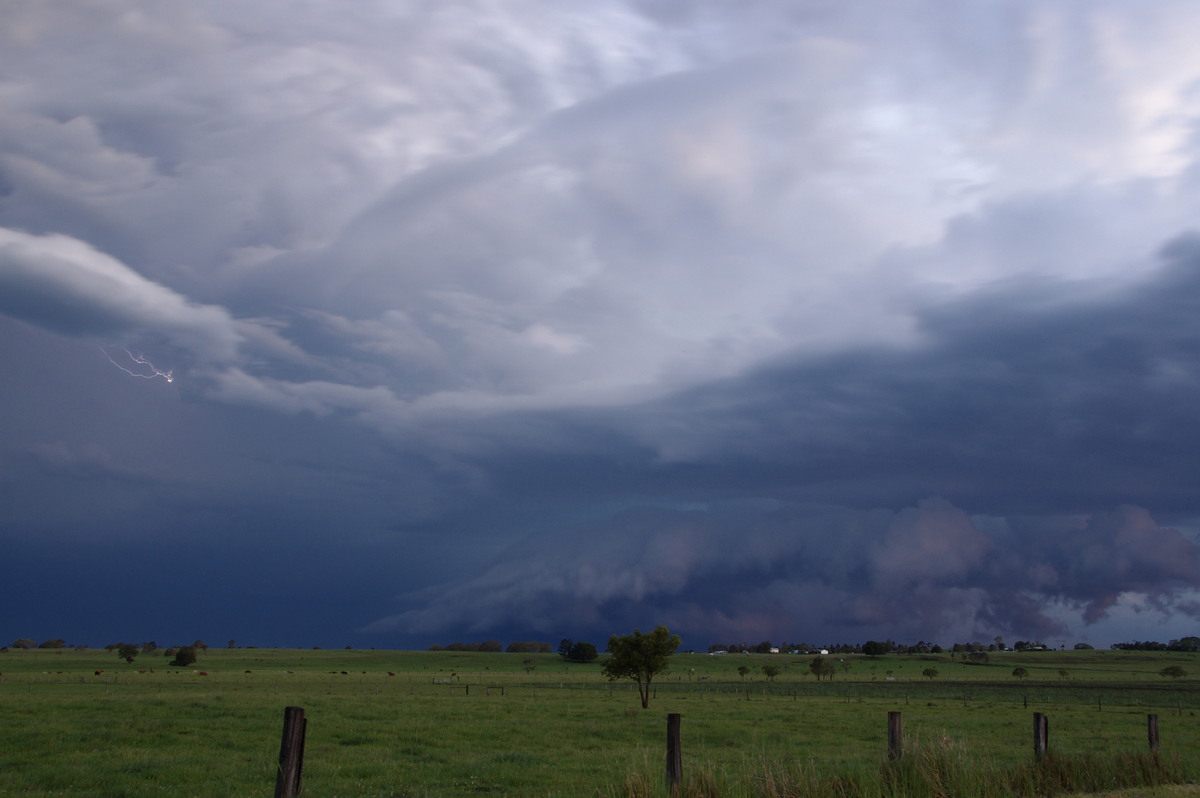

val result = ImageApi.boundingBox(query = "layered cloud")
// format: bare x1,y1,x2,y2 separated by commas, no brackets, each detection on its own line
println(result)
3,0,1200,647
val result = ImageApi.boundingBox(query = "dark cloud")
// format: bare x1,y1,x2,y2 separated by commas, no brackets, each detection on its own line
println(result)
4,1,1200,649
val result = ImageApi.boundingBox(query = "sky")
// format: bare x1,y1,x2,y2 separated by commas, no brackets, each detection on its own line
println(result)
4,0,1200,651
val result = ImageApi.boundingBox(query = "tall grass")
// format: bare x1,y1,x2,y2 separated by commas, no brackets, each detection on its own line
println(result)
605,748,1186,798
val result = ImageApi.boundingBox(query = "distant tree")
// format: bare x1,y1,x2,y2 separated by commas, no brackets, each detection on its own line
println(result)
558,639,573,658
754,641,774,654
192,640,209,651
227,640,236,649
11,639,35,650
601,626,680,709
966,651,989,664
1058,669,1070,679
809,656,836,681
1073,642,1094,650
38,639,66,649
1012,667,1028,680
478,640,503,653
922,667,939,680
170,646,197,667
930,644,943,654
507,641,546,653
565,641,598,663
737,665,750,680
762,664,780,681
1160,665,1187,679
862,640,889,657
116,644,139,664
1170,637,1200,652
142,641,157,654
522,659,536,674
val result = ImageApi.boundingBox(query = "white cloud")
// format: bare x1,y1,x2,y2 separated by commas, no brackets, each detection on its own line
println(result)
0,228,239,361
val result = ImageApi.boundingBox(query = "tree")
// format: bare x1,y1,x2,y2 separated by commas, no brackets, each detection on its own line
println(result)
1012,667,1028,680
737,665,750,680
558,639,573,658
1160,665,1187,679
762,664,780,681
601,626,680,709
862,640,889,657
10,639,35,650
565,641,598,663
170,646,197,667
116,644,139,664
809,655,836,681
922,667,939,680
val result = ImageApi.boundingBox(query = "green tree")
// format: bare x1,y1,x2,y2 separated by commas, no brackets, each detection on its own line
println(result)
10,639,35,650
809,655,836,681
1160,665,1187,679
601,625,680,709
762,664,780,681
737,665,750,680
862,640,889,657
1012,667,1028,680
565,641,598,663
116,644,139,664
170,646,197,667
922,667,938,680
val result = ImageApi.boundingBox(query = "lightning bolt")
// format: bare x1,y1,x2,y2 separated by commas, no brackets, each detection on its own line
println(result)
101,347,174,383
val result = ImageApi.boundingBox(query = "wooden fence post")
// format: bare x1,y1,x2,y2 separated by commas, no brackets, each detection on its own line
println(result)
666,713,682,790
1148,714,1159,752
887,711,903,761
275,706,307,798
1032,712,1048,761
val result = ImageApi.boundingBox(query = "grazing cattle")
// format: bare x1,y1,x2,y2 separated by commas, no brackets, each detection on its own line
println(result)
95,670,103,676
387,672,396,676
245,670,253,674
199,671,208,676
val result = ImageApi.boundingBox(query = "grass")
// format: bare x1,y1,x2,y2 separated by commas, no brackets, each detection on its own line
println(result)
0,648,1198,796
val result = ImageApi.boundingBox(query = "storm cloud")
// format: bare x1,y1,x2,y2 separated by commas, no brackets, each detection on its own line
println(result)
3,0,1200,649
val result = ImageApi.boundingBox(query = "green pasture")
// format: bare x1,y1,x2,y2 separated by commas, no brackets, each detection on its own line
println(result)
1,648,1198,797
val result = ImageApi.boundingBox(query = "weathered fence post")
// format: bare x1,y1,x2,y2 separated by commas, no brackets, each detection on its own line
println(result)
1032,712,1048,760
275,706,307,798
887,711,903,761
666,713,682,790
1148,714,1159,752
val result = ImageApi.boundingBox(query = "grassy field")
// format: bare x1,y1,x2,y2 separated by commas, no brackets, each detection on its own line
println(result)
1,647,1198,797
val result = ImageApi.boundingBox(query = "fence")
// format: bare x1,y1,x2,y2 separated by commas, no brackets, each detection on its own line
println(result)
271,706,1169,796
